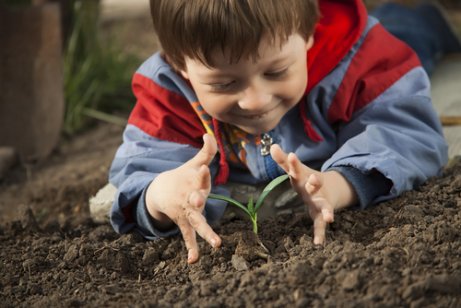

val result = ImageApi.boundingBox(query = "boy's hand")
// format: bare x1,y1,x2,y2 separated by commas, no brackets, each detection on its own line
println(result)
270,144,357,245
145,134,221,264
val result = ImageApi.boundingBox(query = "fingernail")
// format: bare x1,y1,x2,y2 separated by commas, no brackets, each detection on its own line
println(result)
187,250,194,263
210,238,217,248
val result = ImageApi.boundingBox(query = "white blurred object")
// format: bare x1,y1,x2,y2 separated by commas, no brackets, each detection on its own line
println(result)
89,183,117,223
430,54,461,158
100,0,150,21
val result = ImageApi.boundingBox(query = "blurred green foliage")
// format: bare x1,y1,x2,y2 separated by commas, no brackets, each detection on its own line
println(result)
63,0,139,134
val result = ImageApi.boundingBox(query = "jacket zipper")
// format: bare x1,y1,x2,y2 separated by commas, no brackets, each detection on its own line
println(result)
260,133,273,156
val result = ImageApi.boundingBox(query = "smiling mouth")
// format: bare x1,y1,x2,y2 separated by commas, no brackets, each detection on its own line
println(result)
240,113,269,120
235,104,279,120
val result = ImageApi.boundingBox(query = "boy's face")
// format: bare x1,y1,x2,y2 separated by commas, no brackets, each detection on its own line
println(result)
180,34,313,135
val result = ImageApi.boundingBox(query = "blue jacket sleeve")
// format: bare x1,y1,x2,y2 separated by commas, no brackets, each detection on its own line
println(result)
322,67,448,204
329,165,392,209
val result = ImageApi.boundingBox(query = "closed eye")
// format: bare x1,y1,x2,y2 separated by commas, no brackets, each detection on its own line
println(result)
209,80,236,91
265,68,288,78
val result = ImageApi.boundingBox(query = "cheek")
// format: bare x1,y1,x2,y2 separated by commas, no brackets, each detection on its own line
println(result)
281,71,308,102
294,73,308,94
195,91,234,118
190,83,220,114
296,63,309,87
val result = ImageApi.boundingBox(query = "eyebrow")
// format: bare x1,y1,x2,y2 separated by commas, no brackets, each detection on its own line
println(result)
208,56,290,74
196,71,232,82
266,57,291,68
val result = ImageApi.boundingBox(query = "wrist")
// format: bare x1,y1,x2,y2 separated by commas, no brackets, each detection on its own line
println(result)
147,206,174,229
145,180,175,230
323,170,358,209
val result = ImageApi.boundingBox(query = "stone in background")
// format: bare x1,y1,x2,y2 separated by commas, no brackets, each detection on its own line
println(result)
0,3,64,162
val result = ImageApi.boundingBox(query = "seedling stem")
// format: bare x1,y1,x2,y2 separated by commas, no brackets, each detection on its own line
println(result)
208,174,289,234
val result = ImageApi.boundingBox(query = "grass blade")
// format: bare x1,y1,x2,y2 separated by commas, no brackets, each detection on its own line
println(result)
82,108,127,127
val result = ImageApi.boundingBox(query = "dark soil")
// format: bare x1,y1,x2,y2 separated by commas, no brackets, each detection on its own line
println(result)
0,123,460,307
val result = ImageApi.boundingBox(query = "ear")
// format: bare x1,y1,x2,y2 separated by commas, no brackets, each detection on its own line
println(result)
179,68,189,80
305,35,314,51
163,52,189,79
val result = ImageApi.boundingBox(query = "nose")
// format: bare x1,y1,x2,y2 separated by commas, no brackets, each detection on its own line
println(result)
238,81,272,111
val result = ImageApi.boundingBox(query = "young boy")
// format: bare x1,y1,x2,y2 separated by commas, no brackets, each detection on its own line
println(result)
109,0,448,264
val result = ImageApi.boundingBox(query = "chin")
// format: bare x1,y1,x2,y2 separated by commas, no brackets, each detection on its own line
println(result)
238,122,278,135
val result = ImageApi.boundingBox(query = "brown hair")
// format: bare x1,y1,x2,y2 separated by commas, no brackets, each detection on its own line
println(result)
150,0,319,70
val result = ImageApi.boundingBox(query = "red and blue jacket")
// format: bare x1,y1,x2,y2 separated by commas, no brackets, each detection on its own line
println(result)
109,0,448,239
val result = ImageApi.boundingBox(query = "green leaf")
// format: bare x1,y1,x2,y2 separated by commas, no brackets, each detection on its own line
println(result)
208,193,251,217
247,196,254,214
255,174,289,211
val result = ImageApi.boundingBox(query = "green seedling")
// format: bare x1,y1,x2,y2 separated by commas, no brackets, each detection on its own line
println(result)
208,174,289,234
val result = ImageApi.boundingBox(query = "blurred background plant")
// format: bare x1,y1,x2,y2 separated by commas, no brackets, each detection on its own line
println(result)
63,0,139,135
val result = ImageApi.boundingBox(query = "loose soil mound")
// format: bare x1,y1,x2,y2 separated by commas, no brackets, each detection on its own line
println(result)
0,124,460,307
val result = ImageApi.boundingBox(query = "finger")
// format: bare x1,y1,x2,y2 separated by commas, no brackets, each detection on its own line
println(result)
188,189,206,208
185,208,222,249
312,213,327,245
177,218,199,264
305,173,322,195
322,208,334,223
189,134,218,166
195,164,211,192
270,144,290,173
287,152,305,180
312,196,335,223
